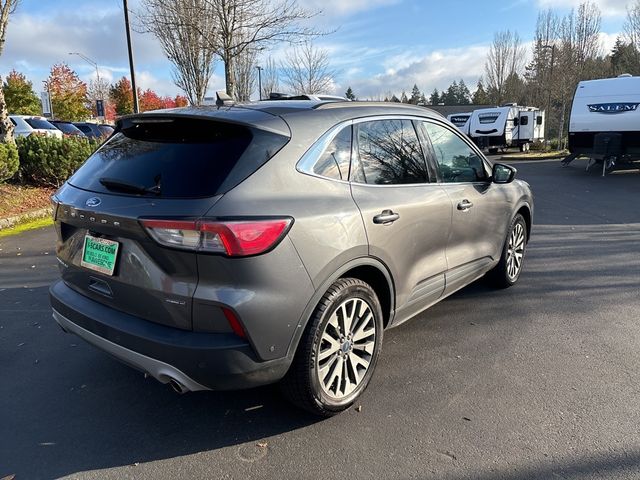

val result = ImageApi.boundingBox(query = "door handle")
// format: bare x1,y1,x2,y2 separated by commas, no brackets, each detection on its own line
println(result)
373,210,400,225
457,200,474,211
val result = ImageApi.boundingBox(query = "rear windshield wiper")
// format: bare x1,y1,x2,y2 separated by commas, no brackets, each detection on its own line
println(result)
99,177,161,195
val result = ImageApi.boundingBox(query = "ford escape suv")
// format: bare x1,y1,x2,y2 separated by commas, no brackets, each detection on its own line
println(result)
50,100,533,416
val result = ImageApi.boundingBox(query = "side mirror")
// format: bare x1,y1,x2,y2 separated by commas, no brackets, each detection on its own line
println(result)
492,163,517,184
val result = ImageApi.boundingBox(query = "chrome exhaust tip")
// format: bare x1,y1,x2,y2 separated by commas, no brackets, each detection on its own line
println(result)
168,378,189,394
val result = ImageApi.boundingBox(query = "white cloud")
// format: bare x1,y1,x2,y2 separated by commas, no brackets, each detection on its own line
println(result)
298,0,400,17
536,0,629,16
348,44,492,99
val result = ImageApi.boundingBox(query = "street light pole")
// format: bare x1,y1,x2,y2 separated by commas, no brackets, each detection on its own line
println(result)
256,66,263,101
123,0,139,113
69,52,104,120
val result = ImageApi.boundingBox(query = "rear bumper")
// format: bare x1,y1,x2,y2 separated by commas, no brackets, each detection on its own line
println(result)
50,280,291,391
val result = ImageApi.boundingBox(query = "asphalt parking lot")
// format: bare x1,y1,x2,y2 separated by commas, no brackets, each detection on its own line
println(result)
1,158,640,480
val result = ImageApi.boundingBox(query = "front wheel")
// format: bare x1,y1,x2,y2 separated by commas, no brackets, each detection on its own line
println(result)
489,214,527,288
281,278,384,416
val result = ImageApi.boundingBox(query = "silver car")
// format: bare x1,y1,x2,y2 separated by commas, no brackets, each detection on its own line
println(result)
50,100,533,416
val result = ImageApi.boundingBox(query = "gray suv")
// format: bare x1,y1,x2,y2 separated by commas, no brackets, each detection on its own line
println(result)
50,101,533,416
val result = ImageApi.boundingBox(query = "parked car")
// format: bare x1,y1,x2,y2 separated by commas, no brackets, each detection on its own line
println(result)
10,115,63,139
50,101,533,416
73,122,114,139
49,120,86,137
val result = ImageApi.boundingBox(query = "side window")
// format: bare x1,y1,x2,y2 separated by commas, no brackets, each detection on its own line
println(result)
422,122,488,183
536,116,543,125
352,119,428,185
520,116,529,126
312,126,351,180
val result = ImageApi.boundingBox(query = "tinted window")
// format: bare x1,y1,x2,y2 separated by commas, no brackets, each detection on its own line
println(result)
520,116,529,126
98,125,114,136
478,114,499,124
352,120,428,185
312,126,351,180
69,118,289,198
537,116,543,125
25,118,57,130
52,122,83,135
76,125,92,134
422,122,488,183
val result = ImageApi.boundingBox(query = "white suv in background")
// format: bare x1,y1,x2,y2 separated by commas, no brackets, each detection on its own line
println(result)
9,115,63,139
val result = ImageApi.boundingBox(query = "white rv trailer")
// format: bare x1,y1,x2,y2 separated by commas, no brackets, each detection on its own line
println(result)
446,112,472,136
563,75,640,171
469,105,545,153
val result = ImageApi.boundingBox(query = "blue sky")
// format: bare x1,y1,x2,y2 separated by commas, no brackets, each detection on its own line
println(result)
0,0,629,100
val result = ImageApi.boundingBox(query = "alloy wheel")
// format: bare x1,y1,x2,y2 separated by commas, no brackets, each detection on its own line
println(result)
316,297,376,400
506,222,525,280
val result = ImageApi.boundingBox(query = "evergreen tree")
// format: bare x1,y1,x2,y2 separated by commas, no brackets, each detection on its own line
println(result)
345,86,356,100
2,70,41,115
457,79,471,104
409,84,421,104
443,81,458,104
419,93,427,105
611,37,640,76
429,88,440,105
472,78,489,104
390,94,401,103
400,91,408,103
45,63,90,121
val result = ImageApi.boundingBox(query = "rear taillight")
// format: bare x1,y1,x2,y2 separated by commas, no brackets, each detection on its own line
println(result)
140,218,292,257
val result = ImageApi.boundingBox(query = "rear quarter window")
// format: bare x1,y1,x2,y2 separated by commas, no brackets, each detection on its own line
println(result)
68,117,289,198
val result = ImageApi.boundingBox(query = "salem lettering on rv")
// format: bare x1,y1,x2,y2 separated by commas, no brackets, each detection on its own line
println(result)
587,103,639,114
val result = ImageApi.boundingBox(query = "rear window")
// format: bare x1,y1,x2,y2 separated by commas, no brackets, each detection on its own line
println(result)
68,117,289,198
53,122,82,134
25,118,57,130
98,125,114,136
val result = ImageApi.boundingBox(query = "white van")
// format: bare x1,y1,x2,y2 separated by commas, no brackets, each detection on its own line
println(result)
469,105,545,153
447,112,472,136
565,75,640,165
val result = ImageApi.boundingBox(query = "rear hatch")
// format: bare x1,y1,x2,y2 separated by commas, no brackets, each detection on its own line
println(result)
53,112,290,330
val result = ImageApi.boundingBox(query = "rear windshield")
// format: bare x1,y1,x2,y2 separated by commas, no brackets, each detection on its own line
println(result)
26,118,57,130
98,125,114,136
68,117,289,198
53,122,82,134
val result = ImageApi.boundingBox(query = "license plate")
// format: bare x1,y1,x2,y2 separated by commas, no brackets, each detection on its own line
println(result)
81,235,119,276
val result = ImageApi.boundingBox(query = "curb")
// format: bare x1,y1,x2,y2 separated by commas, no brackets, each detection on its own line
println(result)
0,206,52,231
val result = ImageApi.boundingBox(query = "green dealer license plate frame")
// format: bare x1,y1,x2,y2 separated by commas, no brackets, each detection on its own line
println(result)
81,235,120,276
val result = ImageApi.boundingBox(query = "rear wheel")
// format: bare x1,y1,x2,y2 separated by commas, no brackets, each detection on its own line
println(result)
489,214,527,288
489,148,499,155
281,278,383,416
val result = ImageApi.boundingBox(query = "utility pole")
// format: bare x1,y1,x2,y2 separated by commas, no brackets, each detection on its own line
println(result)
123,0,139,113
256,66,263,101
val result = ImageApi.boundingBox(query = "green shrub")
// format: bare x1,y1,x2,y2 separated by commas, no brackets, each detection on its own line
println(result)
17,135,100,187
0,141,20,182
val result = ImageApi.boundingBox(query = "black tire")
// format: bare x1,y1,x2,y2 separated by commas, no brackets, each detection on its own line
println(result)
281,278,384,417
489,213,527,288
488,148,499,155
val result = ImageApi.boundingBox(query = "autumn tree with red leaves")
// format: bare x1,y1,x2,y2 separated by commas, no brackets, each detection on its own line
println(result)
45,63,90,121
110,77,134,116
139,88,165,112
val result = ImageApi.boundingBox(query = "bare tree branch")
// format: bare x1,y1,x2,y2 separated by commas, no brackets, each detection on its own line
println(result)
139,0,217,105
281,41,336,94
484,30,525,104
